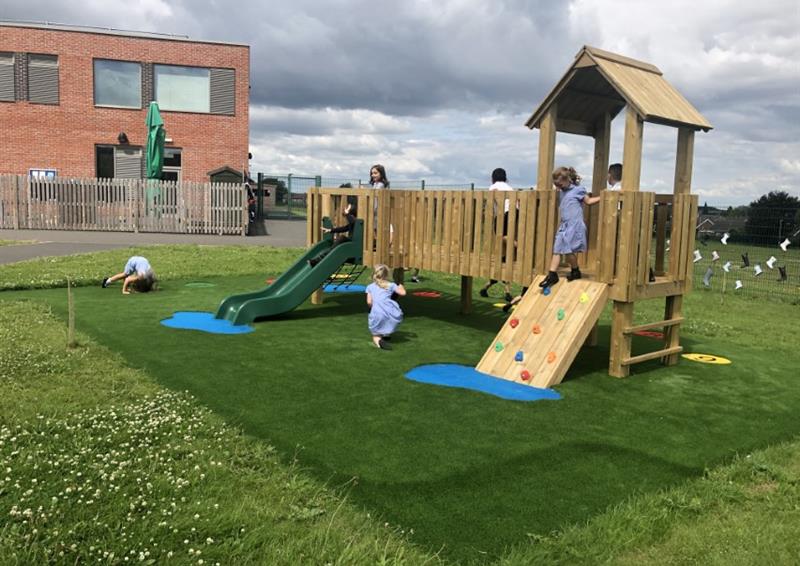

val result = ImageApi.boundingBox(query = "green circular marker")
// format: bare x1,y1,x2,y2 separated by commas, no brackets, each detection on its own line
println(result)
185,282,216,288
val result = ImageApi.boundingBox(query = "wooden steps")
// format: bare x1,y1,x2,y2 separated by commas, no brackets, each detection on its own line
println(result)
476,276,610,388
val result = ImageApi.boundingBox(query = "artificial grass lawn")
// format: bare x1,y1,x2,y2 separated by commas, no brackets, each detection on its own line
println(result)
7,270,799,564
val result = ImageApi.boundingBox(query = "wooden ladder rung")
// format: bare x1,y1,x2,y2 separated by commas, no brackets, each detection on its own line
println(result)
622,346,683,366
624,317,685,334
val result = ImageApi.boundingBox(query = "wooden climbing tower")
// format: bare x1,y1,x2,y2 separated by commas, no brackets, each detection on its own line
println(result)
307,46,712,386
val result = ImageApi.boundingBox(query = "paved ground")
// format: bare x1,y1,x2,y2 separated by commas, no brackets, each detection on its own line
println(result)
0,219,307,265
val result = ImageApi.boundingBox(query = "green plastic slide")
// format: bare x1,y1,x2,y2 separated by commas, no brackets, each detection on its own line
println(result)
215,219,364,326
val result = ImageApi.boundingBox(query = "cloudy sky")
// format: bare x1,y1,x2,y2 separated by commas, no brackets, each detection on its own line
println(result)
3,0,799,204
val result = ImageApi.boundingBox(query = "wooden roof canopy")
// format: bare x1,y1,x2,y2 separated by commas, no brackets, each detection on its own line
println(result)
526,46,712,135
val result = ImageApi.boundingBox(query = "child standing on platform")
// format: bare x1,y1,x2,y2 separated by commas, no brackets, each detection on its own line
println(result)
539,166,601,289
366,264,405,350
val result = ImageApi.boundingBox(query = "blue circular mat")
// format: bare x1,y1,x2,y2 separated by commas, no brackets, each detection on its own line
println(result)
323,284,367,293
405,364,561,402
161,312,253,334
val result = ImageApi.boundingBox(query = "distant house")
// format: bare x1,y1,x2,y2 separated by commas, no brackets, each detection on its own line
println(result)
696,214,746,238
0,21,249,183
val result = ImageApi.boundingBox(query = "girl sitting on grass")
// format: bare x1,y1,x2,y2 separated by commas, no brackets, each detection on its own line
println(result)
366,264,405,350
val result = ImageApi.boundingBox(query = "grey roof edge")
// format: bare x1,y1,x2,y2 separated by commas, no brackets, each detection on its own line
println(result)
0,20,249,48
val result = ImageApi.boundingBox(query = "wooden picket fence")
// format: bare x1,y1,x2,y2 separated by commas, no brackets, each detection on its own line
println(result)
0,175,247,234
308,187,697,302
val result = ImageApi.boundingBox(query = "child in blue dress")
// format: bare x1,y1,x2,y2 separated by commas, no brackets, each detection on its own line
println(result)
539,166,601,289
101,256,157,294
366,264,406,350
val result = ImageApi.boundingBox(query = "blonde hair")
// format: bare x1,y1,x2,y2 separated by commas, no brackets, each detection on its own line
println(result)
372,264,392,289
552,166,581,185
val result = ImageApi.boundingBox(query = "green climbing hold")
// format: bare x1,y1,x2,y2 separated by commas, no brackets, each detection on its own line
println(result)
557,308,565,320
495,342,504,352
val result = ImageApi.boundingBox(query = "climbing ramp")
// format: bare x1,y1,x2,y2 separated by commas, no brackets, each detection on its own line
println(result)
476,276,609,388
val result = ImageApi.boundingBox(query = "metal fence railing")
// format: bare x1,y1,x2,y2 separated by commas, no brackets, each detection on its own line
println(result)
690,205,799,299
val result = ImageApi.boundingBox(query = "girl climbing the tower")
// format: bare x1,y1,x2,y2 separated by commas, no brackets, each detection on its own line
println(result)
366,264,406,350
539,166,601,289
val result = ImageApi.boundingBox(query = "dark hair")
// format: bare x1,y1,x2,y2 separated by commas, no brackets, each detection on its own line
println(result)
491,168,507,183
345,196,358,216
370,164,389,188
608,163,623,182
132,271,157,293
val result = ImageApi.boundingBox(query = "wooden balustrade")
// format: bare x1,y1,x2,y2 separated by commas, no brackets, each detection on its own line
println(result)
307,187,697,300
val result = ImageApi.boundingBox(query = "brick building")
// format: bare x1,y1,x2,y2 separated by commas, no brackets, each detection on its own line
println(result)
0,21,249,182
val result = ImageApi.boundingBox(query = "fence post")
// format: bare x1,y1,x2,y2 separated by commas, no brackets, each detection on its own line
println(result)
13,175,20,229
421,179,425,191
470,183,474,191
287,173,293,218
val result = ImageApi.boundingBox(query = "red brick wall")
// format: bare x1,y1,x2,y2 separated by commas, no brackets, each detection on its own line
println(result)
0,25,249,182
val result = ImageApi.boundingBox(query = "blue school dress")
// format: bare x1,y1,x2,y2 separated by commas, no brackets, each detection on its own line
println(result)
366,282,403,336
553,184,588,254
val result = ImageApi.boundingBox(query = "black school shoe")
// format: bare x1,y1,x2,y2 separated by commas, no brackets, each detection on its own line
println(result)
538,271,559,288
101,277,110,288
378,339,392,350
566,268,582,281
479,288,489,298
504,292,514,303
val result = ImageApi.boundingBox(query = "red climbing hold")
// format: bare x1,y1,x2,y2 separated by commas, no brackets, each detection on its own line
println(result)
520,370,531,381
509,318,519,328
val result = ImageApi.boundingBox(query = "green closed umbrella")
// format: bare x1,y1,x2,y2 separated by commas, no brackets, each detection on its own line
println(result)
145,101,166,215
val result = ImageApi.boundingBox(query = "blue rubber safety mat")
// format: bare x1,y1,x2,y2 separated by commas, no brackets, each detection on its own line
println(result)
405,364,561,402
161,312,254,334
323,284,367,293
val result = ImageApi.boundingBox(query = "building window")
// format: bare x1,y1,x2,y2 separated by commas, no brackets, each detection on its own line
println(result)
27,54,59,104
0,52,14,102
96,145,143,179
94,59,142,108
96,146,115,178
155,64,210,113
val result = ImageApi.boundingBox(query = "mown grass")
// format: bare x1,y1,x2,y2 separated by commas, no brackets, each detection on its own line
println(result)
1,245,798,564
0,301,436,565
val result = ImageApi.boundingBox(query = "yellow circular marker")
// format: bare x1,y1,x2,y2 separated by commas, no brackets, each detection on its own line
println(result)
682,353,732,365
493,302,514,310
330,274,350,279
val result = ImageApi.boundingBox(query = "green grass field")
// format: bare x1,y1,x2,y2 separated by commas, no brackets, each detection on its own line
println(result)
1,245,799,564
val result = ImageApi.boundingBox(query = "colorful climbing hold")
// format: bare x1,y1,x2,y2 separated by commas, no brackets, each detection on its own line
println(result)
547,351,557,364
532,324,542,334
543,286,551,296
495,342,504,352
579,292,589,303
557,308,565,320
515,350,524,362
509,318,519,328
520,370,531,381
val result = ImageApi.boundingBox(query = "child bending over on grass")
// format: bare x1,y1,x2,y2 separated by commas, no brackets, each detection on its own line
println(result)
366,264,405,350
101,256,157,295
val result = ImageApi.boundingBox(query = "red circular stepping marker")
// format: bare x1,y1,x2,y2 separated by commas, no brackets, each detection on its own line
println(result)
634,330,664,339
413,291,442,298
520,370,531,381
509,318,519,328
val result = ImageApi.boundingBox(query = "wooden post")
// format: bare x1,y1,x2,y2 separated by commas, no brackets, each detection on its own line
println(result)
621,106,643,192
662,295,683,365
674,128,695,195
536,106,557,191
13,174,20,229
609,300,634,377
663,127,696,360
67,279,77,349
311,192,332,306
655,203,668,275
460,275,473,314
586,112,611,345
